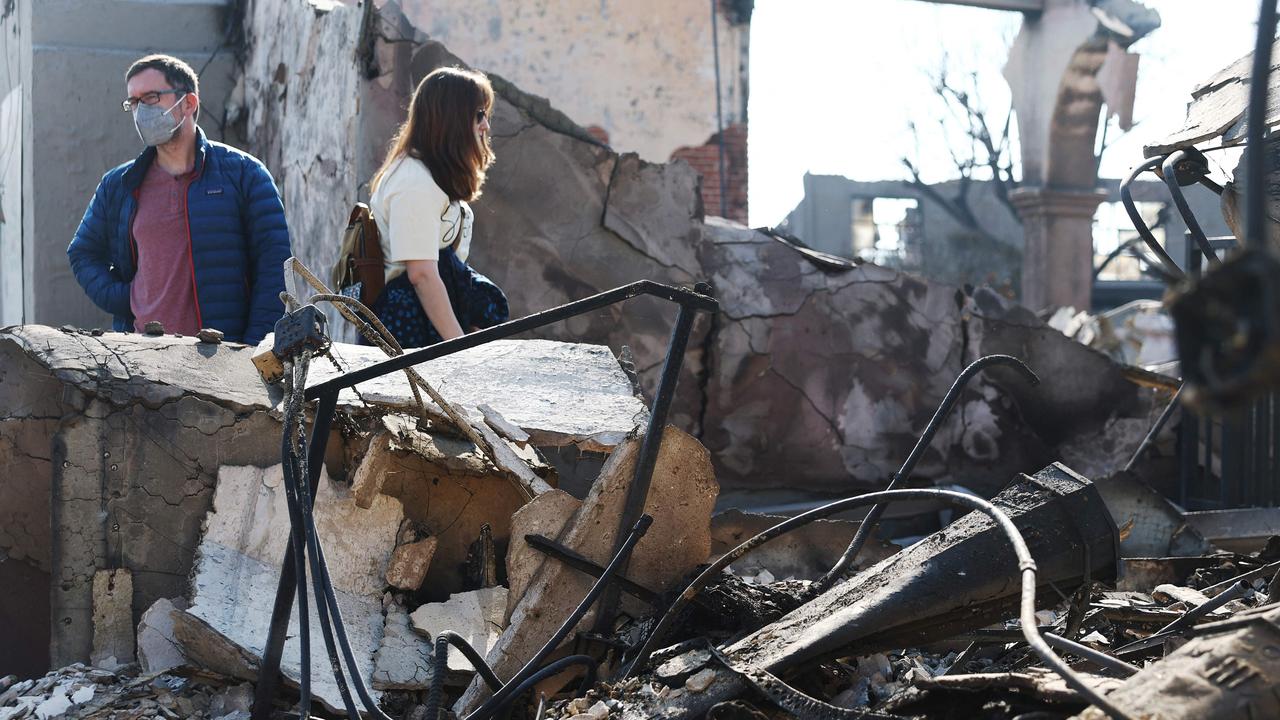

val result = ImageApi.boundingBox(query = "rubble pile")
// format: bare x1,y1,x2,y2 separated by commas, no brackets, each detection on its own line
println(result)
0,665,253,720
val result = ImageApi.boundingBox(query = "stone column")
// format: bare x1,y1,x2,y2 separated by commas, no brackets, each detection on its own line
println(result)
1011,187,1107,312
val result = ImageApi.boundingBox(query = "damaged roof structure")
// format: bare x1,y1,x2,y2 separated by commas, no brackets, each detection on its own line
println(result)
5,1,1280,720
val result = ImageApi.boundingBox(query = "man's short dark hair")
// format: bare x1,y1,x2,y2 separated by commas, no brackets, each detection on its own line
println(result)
126,54,200,97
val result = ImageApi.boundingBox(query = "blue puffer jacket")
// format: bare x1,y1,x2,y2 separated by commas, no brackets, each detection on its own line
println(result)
67,127,292,345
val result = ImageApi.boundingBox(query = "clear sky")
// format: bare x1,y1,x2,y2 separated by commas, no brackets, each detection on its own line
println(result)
747,0,1262,227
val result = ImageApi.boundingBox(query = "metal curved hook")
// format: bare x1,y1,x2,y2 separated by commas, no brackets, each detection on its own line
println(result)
1121,156,1186,280
1162,150,1221,267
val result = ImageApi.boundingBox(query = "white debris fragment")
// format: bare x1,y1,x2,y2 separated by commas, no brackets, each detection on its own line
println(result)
70,684,94,704
685,668,717,693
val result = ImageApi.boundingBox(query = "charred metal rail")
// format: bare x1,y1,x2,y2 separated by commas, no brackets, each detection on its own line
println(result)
525,533,664,605
805,354,1039,597
251,280,717,720
467,516,653,720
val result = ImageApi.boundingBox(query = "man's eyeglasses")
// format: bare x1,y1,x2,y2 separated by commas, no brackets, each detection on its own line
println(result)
121,90,186,112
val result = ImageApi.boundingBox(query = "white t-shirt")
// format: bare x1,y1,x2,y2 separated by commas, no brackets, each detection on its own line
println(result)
369,156,473,281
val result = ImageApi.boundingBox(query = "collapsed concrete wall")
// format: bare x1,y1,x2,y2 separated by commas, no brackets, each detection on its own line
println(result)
240,0,1162,497
0,328,292,672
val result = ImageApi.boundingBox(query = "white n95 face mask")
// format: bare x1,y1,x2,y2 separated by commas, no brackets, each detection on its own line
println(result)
132,94,187,147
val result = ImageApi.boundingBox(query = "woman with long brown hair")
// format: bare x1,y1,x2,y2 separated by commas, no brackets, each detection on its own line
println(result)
367,66,508,347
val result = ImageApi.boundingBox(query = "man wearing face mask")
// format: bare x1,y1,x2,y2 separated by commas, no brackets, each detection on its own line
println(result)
67,54,291,345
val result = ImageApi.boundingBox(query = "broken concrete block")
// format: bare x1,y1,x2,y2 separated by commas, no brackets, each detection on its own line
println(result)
352,430,395,509
409,587,508,674
90,569,134,669
207,682,253,717
457,426,717,713
467,415,554,497
504,489,582,621
372,601,435,690
136,597,189,675
176,465,404,712
386,538,438,591
375,422,530,600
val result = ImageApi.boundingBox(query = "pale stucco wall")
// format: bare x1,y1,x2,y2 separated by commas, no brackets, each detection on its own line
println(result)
394,0,749,162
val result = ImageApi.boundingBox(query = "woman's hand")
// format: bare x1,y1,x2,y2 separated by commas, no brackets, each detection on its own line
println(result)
405,259,465,340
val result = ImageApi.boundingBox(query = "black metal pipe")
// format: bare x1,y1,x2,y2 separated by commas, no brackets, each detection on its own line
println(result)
1245,0,1278,251
525,534,663,605
305,496,395,718
806,354,1039,596
278,373,315,718
481,655,599,717
1162,151,1220,266
305,280,716,399
289,358,367,719
1121,156,1185,279
252,389,338,720
1042,633,1139,677
1124,385,1184,473
467,515,654,720
593,293,703,631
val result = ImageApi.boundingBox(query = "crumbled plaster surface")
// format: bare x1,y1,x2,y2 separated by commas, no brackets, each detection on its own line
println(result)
179,464,404,711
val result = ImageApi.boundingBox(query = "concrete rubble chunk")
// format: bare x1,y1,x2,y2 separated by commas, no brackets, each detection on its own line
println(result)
91,569,134,670
351,430,395,509
478,403,530,444
467,416,554,497
386,537,439,591
372,600,436,690
208,683,253,717
373,418,530,599
136,597,190,675
458,426,718,713
503,489,582,621
174,465,404,712
409,587,508,675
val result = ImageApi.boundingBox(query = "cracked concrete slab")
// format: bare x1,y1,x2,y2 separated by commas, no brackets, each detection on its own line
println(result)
293,338,648,452
503,489,582,621
177,465,403,712
136,597,188,675
409,587,508,676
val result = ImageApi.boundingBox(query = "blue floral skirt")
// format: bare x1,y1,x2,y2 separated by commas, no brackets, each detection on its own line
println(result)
369,249,509,348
